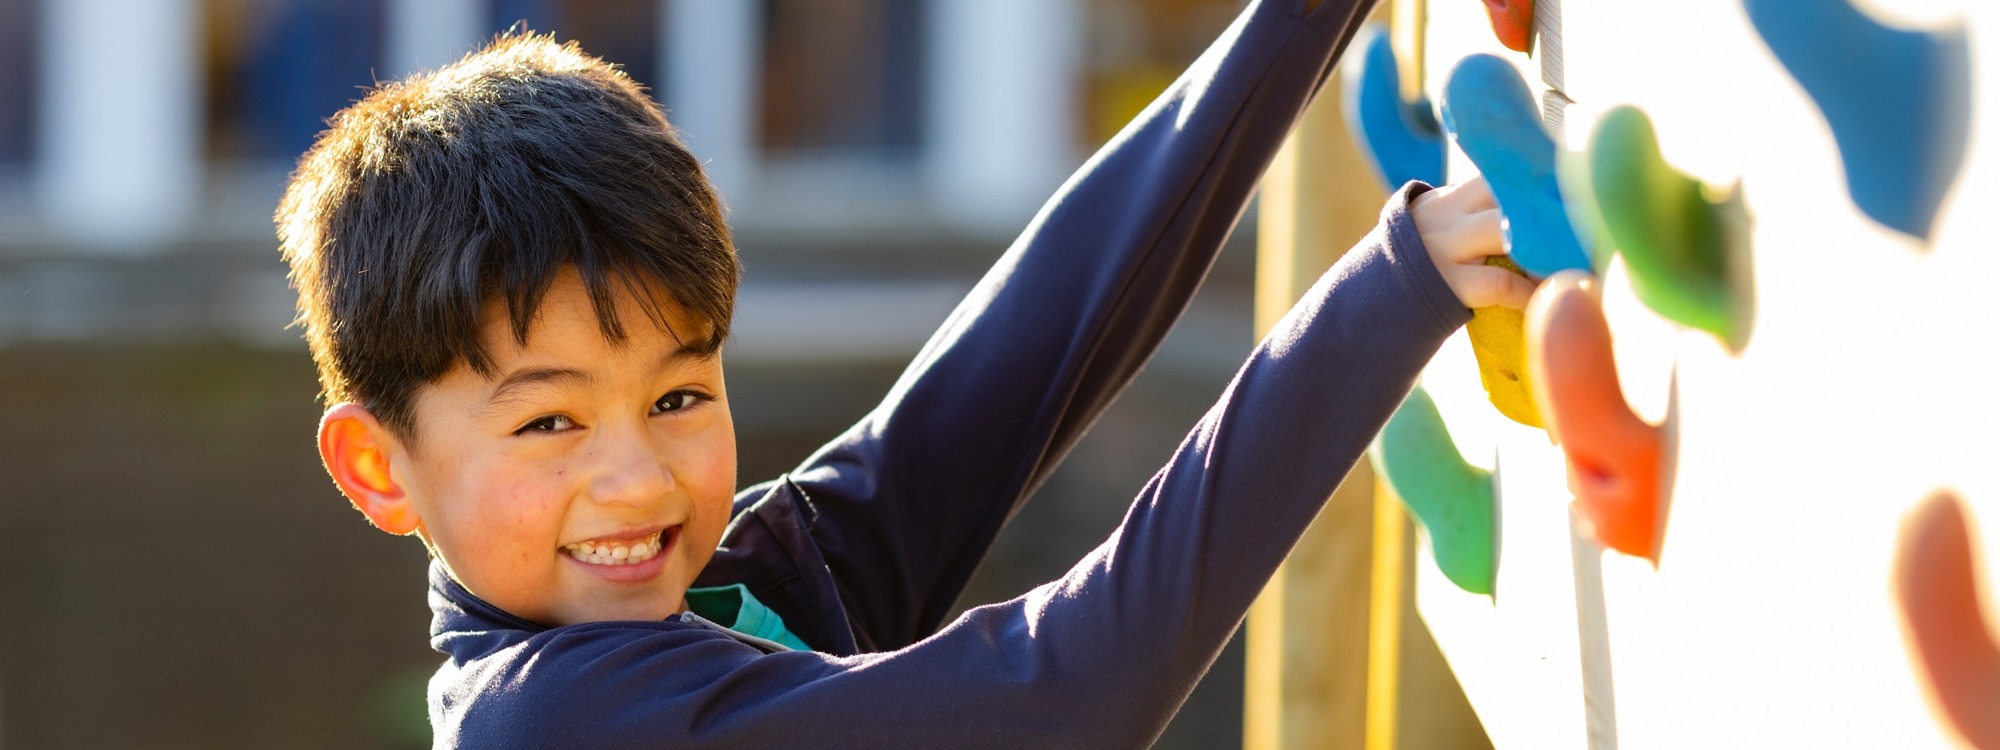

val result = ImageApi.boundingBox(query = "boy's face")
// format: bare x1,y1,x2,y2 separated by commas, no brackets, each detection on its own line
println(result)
326,269,737,626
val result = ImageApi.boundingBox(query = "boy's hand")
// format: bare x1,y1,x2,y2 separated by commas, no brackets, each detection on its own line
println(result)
1411,176,1536,310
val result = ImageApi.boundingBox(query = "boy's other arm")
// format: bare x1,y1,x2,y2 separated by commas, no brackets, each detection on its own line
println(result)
779,0,1382,652
450,183,1480,750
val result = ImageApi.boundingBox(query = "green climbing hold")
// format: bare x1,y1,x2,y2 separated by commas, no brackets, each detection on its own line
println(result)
1372,386,1497,596
1585,106,1752,349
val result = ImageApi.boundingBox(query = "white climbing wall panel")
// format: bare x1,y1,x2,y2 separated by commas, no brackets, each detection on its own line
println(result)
1405,0,2000,747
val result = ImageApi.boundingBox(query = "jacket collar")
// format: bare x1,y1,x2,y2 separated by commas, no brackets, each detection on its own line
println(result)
427,559,547,660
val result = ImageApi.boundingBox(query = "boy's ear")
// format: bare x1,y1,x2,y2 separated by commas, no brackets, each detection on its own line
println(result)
318,402,420,535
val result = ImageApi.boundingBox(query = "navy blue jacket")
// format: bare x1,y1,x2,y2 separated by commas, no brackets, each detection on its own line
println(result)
426,0,1472,746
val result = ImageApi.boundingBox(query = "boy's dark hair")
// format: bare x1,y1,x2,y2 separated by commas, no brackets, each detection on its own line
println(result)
276,33,739,439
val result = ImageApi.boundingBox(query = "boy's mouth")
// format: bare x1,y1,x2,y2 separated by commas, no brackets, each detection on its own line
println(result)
560,527,671,567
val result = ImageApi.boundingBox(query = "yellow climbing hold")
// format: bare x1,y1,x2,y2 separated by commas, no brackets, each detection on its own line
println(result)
1467,256,1542,428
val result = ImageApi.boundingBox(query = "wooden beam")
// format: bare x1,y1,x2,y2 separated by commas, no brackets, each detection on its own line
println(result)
1244,32,1389,750
1373,480,1494,749
1365,477,1413,749
1247,2,1490,746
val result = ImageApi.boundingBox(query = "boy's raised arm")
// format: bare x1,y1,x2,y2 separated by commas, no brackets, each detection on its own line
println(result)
774,0,1380,651
435,182,1471,749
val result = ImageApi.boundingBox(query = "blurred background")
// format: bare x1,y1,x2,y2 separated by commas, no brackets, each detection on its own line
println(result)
0,0,1279,747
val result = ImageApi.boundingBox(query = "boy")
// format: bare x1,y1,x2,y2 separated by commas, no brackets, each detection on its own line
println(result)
279,0,1528,746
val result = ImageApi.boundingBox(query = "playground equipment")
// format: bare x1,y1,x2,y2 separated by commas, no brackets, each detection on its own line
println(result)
1253,0,1999,746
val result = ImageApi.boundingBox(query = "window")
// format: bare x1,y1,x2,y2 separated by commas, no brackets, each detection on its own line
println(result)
758,0,925,157
0,0,38,167
1083,0,1240,144
202,0,386,161
490,0,660,90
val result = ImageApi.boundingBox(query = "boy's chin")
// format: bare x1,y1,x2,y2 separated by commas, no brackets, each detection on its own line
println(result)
548,594,684,626
546,572,691,625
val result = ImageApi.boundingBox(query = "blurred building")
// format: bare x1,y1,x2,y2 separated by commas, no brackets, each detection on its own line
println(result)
0,0,1260,747
3,0,1090,343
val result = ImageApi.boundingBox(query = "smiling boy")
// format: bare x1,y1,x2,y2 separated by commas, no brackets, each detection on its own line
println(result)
317,268,739,627
279,0,1527,746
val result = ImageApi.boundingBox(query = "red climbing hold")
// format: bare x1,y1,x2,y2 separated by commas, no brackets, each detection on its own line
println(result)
1482,0,1535,53
1896,491,2000,748
1527,273,1666,562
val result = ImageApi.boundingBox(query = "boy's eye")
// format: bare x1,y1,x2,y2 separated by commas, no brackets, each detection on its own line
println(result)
651,390,709,415
515,414,577,435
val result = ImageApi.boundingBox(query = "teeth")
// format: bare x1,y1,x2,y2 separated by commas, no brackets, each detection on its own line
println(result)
562,532,664,566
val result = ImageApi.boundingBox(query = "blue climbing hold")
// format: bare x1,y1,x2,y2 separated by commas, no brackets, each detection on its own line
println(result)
1744,0,1969,241
1440,54,1594,278
1342,23,1445,192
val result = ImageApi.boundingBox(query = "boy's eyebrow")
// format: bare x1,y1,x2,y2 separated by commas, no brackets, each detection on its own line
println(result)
482,346,712,409
484,367,593,409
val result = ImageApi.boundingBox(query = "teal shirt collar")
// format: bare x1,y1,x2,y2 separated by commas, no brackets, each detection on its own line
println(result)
684,584,811,652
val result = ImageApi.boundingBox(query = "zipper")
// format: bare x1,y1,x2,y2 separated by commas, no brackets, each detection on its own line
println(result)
676,611,795,654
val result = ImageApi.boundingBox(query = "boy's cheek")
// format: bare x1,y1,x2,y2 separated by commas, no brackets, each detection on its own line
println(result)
679,411,739,497
424,475,564,570
682,442,737,565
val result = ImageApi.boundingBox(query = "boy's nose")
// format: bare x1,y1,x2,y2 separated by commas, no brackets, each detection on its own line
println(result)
583,424,676,506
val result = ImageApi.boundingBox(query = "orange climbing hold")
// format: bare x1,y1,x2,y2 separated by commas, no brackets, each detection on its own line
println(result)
1482,0,1535,53
1526,272,1664,562
1895,491,2000,749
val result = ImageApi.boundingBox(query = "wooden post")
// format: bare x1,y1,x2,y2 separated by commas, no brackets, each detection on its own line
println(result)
1243,38,1390,750
1364,477,1413,749
1371,480,1493,749
1246,0,1489,745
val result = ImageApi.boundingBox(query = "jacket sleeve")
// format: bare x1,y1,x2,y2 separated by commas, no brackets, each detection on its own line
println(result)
781,0,1383,652
442,185,1472,750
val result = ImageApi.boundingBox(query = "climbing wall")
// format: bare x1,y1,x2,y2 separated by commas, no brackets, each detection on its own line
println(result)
1349,0,2000,747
